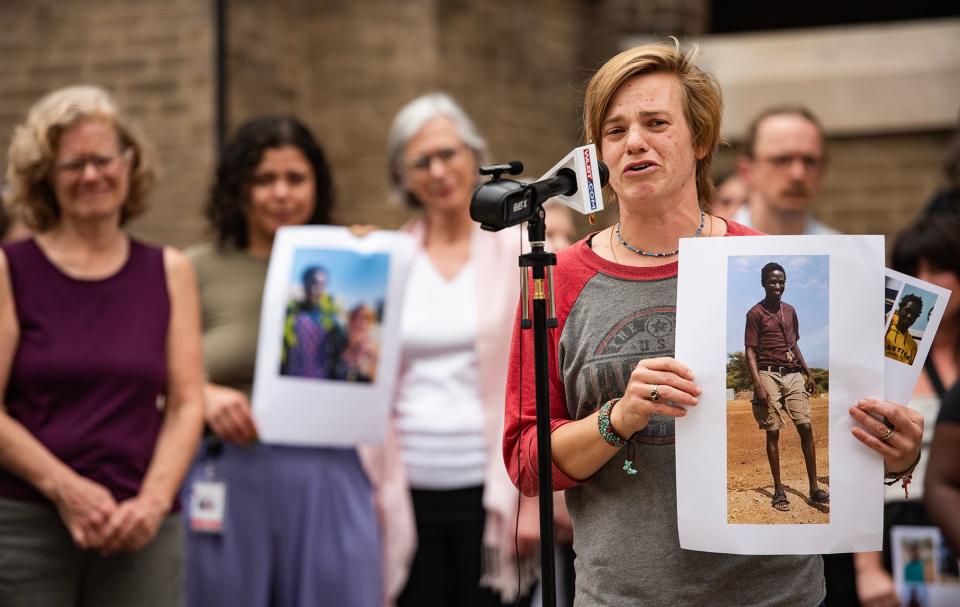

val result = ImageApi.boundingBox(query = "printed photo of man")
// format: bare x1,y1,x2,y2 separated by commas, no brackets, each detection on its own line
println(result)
885,294,922,366
745,262,830,512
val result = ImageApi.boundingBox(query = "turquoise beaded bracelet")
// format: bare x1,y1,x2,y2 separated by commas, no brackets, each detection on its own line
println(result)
598,398,625,447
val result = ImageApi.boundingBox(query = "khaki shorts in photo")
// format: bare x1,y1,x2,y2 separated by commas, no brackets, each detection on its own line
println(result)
751,370,812,431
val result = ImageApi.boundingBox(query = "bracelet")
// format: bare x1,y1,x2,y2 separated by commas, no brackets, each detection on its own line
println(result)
884,449,922,499
598,398,625,448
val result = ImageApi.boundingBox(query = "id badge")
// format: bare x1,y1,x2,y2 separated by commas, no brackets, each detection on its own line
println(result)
189,476,227,533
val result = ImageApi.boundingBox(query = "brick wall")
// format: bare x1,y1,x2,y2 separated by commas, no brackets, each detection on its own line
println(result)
302,0,441,228
226,0,593,230
817,133,952,248
0,0,707,245
0,0,216,247
2,1,944,252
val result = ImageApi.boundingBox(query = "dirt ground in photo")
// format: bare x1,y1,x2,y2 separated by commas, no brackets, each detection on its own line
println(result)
727,397,830,525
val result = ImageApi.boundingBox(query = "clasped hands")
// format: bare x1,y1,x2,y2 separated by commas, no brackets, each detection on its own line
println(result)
610,357,923,472
53,471,166,555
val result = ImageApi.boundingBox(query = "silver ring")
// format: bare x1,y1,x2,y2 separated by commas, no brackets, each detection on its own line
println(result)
650,385,661,402
879,426,895,443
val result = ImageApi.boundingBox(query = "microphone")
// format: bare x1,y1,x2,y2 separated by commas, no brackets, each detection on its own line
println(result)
470,144,609,232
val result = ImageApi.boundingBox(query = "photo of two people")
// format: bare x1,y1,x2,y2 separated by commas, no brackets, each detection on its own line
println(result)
726,255,830,525
279,248,389,384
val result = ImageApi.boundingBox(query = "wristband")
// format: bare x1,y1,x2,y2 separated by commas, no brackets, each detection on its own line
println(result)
598,399,625,447
884,449,921,499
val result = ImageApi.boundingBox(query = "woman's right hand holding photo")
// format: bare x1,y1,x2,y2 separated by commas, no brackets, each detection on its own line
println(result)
610,356,701,437
204,383,258,446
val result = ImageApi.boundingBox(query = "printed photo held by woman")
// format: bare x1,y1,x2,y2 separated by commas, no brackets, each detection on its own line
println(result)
853,211,960,607
0,85,204,606
387,93,539,606
502,42,924,606
181,116,394,607
720,255,831,525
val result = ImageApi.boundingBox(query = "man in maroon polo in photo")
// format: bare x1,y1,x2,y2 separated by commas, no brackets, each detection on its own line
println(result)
745,261,829,512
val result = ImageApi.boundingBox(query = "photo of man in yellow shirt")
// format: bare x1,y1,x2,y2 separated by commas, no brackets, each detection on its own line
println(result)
884,294,922,365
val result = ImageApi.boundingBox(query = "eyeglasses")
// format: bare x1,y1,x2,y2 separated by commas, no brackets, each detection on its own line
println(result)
53,151,129,177
754,154,824,171
405,146,466,173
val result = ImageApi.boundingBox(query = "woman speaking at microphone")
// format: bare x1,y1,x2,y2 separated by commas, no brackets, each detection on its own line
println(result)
387,93,539,606
502,42,923,606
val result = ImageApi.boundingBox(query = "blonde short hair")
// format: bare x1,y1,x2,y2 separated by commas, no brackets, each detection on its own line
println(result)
6,85,156,231
582,41,723,209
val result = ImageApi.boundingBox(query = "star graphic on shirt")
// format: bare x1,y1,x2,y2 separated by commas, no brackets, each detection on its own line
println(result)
648,316,673,338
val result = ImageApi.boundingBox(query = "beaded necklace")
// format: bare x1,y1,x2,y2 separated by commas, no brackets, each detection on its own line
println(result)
615,209,705,257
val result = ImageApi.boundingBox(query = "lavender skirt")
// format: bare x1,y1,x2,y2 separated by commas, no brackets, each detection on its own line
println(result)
181,440,382,607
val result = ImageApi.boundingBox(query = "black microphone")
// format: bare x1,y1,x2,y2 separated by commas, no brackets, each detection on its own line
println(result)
471,160,609,232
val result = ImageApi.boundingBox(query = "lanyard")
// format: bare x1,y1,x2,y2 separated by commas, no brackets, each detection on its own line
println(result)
761,304,797,361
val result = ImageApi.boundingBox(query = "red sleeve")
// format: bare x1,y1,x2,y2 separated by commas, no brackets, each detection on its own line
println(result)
744,305,760,348
502,242,595,496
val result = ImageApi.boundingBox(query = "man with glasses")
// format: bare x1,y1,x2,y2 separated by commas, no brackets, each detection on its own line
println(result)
735,105,839,235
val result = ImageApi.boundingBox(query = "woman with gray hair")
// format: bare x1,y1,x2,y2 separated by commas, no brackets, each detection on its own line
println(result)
387,93,538,606
0,85,204,605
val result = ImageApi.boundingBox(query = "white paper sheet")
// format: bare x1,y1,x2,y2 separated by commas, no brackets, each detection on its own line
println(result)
883,268,952,405
675,235,885,554
251,226,414,446
882,268,952,503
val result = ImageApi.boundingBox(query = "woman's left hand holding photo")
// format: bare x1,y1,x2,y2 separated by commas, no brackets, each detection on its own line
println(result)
849,398,924,474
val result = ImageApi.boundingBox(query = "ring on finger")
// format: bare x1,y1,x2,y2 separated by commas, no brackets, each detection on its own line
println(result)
879,425,895,443
650,384,661,402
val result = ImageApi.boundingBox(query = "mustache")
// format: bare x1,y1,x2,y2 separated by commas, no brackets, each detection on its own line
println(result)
783,187,809,197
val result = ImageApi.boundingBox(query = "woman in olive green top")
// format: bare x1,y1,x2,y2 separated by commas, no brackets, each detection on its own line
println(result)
181,116,382,607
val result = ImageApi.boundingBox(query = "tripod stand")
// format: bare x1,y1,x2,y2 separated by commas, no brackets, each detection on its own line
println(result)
517,208,560,607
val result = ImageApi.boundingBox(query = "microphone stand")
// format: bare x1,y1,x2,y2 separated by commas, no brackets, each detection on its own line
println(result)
518,207,558,607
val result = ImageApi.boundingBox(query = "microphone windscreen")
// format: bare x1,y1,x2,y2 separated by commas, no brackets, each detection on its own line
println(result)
598,161,610,187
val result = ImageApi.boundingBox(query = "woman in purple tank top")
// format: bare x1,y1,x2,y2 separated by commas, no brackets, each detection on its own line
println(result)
0,86,204,606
